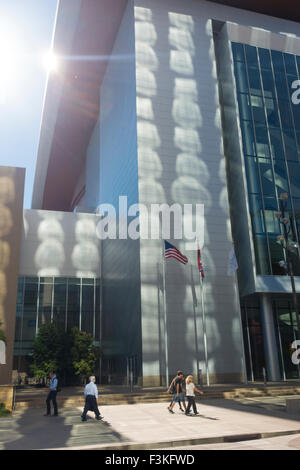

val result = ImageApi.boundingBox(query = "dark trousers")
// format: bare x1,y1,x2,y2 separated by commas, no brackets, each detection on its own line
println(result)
82,395,100,419
46,391,58,415
186,396,197,414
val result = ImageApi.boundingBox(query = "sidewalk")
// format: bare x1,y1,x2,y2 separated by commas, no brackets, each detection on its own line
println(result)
161,433,300,450
1,397,300,450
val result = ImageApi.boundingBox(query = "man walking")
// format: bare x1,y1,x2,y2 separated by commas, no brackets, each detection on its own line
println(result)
81,376,103,422
168,371,186,414
44,371,58,417
167,372,185,412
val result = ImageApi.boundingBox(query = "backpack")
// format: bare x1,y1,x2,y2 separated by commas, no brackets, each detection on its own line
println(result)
169,380,176,394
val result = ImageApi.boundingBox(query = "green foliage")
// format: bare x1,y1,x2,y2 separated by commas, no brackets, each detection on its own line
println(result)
0,321,6,344
31,322,74,382
0,403,10,417
31,322,101,384
71,327,101,381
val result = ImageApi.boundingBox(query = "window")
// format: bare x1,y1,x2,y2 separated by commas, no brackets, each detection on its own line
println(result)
14,276,101,357
232,42,300,275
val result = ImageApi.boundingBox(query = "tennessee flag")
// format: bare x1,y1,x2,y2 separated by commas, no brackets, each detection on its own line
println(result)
198,247,205,279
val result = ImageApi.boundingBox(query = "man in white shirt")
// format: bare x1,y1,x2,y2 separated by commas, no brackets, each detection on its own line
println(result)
81,376,103,422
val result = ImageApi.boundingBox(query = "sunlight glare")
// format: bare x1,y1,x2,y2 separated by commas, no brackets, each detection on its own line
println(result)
42,51,58,73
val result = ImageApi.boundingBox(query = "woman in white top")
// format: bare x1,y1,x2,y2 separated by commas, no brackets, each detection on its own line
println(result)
185,375,204,415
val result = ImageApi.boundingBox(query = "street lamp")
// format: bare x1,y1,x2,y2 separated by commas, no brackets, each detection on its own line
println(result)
276,193,300,340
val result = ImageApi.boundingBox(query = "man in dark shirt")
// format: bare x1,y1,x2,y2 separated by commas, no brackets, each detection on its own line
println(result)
168,371,186,413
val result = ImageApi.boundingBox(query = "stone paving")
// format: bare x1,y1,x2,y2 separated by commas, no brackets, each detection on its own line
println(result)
165,434,300,450
1,397,300,450
79,399,300,449
0,408,126,450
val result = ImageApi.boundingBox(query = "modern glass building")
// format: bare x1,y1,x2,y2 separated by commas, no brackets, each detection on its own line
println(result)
230,44,300,380
233,43,300,276
2,0,300,387
215,19,300,383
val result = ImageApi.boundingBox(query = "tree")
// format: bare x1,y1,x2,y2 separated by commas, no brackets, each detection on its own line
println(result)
31,323,101,385
71,327,101,384
31,323,72,383
0,321,6,344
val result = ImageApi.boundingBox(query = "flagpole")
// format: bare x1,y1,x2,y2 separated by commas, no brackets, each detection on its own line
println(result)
200,273,210,386
162,241,169,387
234,271,248,385
191,266,200,384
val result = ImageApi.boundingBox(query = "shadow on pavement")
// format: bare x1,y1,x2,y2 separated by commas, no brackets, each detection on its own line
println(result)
198,397,300,423
0,407,127,450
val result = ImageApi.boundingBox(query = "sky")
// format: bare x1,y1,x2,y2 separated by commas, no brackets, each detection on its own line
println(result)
0,0,58,208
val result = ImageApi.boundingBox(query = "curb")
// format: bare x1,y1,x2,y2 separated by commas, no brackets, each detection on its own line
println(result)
47,429,300,451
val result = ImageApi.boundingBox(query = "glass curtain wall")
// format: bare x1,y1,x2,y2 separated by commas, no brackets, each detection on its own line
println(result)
240,296,265,381
14,276,101,359
232,43,300,275
242,295,300,381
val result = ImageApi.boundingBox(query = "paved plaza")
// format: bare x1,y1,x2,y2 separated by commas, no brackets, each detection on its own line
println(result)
1,397,300,450
164,433,300,450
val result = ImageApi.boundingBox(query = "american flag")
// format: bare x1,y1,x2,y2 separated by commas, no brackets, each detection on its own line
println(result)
198,247,205,278
164,241,188,265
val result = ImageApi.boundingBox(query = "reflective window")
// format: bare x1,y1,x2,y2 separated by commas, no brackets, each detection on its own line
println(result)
258,48,272,70
278,100,293,129
284,53,297,75
232,42,300,275
248,69,262,96
293,107,300,132
249,194,265,233
251,95,266,124
245,45,259,68
241,295,300,381
240,120,256,155
261,69,276,99
252,234,271,275
14,278,24,347
270,129,285,160
259,160,275,196
95,280,100,342
271,50,285,71
234,62,248,93
38,281,52,326
81,280,94,336
265,98,280,128
53,279,67,328
244,157,260,194
232,42,245,62
237,94,252,120
283,130,298,161
14,276,101,358
67,278,81,331
273,160,289,193
274,73,289,101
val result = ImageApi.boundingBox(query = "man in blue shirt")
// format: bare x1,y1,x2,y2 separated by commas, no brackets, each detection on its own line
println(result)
81,376,103,421
44,371,58,417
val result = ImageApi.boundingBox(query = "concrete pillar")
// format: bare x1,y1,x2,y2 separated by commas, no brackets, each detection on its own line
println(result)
0,167,25,385
260,293,281,382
